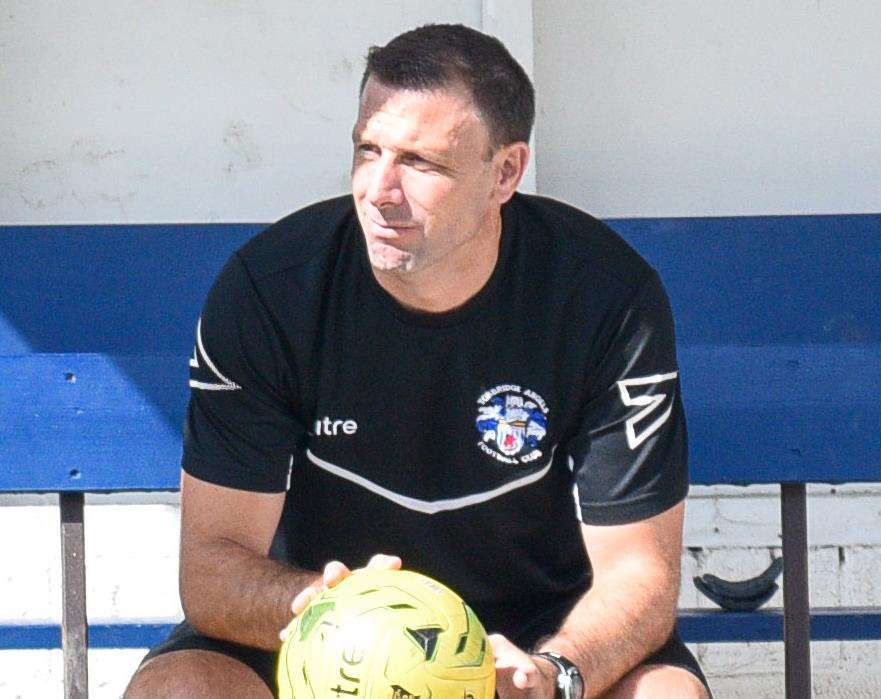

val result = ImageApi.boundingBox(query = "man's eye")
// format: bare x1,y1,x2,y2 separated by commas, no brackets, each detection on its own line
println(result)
402,155,435,170
356,144,379,156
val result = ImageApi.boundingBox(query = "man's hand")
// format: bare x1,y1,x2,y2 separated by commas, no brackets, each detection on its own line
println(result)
281,553,402,639
490,633,556,698
529,505,685,697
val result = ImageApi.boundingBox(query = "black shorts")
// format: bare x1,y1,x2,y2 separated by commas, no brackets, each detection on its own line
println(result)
141,621,711,696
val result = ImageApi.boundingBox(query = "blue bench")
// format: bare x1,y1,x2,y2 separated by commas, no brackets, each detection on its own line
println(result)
2,214,879,698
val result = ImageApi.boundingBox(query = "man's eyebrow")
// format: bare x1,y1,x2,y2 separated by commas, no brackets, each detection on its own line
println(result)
352,138,451,165
401,147,447,162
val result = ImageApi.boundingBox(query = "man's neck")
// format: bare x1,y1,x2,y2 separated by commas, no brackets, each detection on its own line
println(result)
373,212,503,314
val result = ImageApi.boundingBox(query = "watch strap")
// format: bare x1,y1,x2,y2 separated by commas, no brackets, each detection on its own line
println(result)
532,651,584,699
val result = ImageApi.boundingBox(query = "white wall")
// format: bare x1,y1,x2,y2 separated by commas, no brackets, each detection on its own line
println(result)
533,0,881,217
1,0,484,223
5,1,880,222
0,0,537,224
2,2,880,697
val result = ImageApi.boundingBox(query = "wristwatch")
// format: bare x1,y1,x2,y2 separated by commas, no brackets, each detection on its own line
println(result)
532,651,585,699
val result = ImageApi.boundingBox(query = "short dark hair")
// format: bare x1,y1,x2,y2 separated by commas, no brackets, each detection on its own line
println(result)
360,24,535,149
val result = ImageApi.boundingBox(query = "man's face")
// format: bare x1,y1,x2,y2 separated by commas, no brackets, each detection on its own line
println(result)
351,77,499,275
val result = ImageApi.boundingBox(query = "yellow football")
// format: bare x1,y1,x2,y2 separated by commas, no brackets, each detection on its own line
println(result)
278,568,495,698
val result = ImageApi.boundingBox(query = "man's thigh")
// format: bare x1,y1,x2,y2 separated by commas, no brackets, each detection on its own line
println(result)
127,623,711,699
125,621,276,698
125,649,272,698
604,632,711,699
605,663,709,699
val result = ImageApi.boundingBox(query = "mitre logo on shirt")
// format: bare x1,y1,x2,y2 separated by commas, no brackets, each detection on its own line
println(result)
475,384,549,465
313,416,359,436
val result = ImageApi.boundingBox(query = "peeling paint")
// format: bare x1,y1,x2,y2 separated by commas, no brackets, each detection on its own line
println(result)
19,188,66,211
222,120,263,174
19,193,48,210
329,56,355,83
71,137,126,164
20,159,59,176
97,190,137,215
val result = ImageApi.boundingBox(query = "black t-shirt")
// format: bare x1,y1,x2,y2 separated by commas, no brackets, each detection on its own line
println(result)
184,192,688,647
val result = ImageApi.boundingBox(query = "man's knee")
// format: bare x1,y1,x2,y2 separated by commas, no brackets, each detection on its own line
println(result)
124,649,273,699
604,663,709,699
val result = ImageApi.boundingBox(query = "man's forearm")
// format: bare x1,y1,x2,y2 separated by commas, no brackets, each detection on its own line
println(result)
181,537,318,650
537,558,678,698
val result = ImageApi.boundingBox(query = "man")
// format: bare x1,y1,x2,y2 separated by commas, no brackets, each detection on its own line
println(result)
127,24,710,698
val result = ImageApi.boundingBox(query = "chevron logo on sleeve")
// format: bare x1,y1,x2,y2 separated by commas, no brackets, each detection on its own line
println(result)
188,317,242,391
615,371,678,449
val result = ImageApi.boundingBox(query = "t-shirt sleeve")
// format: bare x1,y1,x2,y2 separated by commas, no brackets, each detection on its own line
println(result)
182,252,305,492
569,269,688,525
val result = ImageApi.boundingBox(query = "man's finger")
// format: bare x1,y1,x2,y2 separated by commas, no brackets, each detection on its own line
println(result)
290,583,320,615
489,633,544,694
366,553,402,570
512,667,532,689
290,556,400,625
323,559,350,587
291,559,351,618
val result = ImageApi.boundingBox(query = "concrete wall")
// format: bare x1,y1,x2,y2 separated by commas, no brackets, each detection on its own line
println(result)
1,0,484,223
533,0,881,217
2,1,880,696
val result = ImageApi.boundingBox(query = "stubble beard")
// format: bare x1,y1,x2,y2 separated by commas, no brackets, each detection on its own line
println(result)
366,239,420,274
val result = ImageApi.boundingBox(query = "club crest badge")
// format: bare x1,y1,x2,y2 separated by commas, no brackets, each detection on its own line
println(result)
475,384,549,465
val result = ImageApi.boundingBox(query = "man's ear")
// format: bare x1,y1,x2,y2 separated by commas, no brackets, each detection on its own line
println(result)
491,142,530,204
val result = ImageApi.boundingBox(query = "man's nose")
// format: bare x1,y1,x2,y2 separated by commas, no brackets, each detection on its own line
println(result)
367,156,404,208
